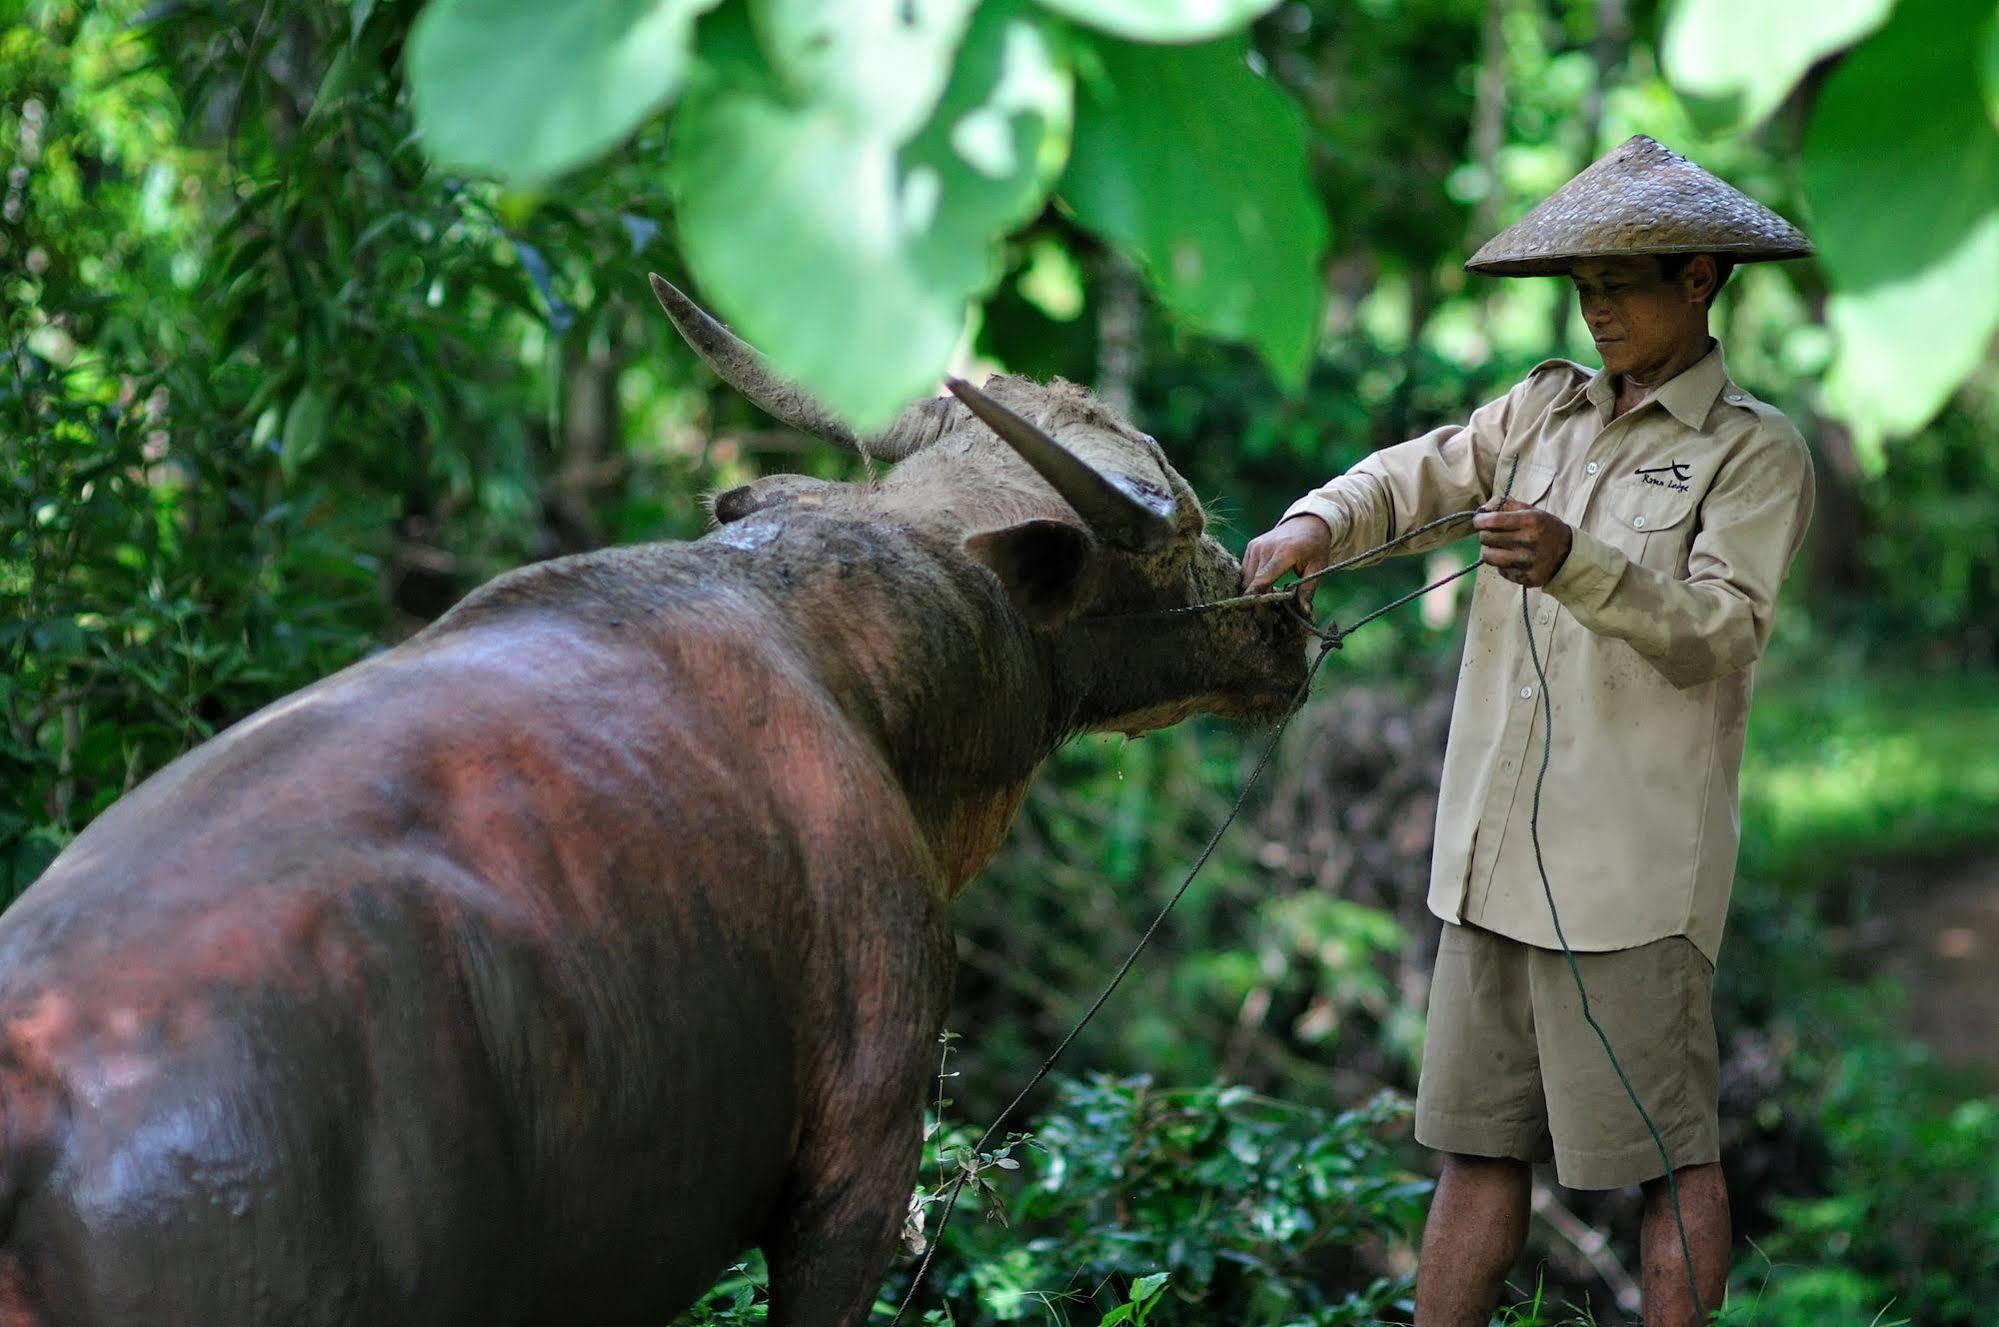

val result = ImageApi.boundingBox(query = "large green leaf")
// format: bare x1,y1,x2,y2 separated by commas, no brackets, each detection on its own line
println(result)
1662,0,1894,130
670,0,1073,428
1058,36,1326,386
1805,0,1999,439
903,3,1077,295
752,0,977,141
1032,0,1283,43
408,0,721,186
1825,218,1999,454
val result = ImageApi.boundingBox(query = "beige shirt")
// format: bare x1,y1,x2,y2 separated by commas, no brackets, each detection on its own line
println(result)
1284,344,1813,961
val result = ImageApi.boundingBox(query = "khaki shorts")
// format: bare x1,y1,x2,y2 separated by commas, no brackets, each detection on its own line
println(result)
1415,922,1720,1190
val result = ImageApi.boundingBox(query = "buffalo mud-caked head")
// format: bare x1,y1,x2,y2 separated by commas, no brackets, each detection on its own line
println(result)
650,275,1310,738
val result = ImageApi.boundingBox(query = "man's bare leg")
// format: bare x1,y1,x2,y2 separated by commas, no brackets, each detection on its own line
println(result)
1641,1162,1730,1326
1415,1153,1531,1327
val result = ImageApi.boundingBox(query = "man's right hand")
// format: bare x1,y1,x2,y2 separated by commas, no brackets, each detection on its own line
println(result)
1241,513,1335,608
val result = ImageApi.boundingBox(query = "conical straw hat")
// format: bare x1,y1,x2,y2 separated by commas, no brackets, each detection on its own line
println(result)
1466,134,1812,276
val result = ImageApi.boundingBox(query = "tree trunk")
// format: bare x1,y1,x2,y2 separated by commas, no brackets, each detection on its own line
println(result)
1095,255,1144,421
1801,297,1868,592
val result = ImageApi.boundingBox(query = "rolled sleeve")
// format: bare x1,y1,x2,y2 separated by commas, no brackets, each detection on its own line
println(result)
1544,525,1625,610
1279,494,1355,549
1281,383,1535,567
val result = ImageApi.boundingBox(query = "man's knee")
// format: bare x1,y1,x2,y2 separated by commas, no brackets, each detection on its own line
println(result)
1424,1154,1531,1252
1641,1160,1725,1207
1431,1153,1533,1234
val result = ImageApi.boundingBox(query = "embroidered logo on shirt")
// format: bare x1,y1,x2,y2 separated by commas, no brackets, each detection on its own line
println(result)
1633,461,1692,492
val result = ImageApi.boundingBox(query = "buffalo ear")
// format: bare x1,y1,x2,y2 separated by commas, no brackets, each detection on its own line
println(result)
710,474,837,525
963,518,1095,628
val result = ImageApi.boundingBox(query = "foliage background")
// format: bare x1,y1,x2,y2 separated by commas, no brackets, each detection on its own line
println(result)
5,0,1997,1322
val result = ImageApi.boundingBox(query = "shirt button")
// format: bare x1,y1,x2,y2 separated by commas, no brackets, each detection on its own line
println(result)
1520,685,1535,699
1633,515,1647,529
1585,461,1599,475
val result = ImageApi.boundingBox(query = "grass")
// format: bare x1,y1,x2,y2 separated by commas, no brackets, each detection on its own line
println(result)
1719,666,1996,1326
1481,665,1999,1327
1739,666,1999,880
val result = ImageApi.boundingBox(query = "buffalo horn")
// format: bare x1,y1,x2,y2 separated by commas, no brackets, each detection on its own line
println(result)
647,274,943,461
946,376,1177,553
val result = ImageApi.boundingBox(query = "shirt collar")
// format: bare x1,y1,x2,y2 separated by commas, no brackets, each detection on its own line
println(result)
1573,340,1729,431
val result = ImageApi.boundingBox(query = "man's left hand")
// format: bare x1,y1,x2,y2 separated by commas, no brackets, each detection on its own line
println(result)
1473,498,1573,588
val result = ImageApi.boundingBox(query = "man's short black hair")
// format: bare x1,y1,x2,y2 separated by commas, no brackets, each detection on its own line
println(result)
1657,252,1735,308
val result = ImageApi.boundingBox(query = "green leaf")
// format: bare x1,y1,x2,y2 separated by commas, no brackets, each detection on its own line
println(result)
307,45,355,122
407,0,723,186
1661,0,1894,131
280,387,330,483
1824,219,1999,449
1018,235,1085,320
753,0,977,141
902,2,1076,298
1131,1271,1169,1302
1032,0,1283,43
1804,0,1999,439
1058,36,1326,386
667,104,950,432
670,0,1072,427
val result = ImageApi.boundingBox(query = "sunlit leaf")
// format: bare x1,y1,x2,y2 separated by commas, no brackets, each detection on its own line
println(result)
1018,236,1085,320
903,2,1076,299
1032,0,1283,43
1059,36,1326,386
1662,0,1894,130
670,0,1072,427
407,0,722,185
280,387,330,483
1824,218,1999,454
752,0,977,141
1804,0,1999,439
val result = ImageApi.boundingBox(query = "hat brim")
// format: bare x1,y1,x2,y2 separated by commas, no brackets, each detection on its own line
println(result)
1463,135,1814,278
1467,239,1816,277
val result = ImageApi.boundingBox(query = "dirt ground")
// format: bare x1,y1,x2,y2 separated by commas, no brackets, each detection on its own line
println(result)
1881,851,1999,1084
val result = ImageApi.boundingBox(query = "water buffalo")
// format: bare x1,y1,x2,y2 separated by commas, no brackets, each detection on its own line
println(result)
0,276,1308,1326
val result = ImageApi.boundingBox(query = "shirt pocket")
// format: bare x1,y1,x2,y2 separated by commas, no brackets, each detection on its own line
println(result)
1501,455,1556,506
1599,477,1699,572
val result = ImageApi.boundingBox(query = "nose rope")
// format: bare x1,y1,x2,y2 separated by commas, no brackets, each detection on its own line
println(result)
1083,505,1490,649
893,458,1703,1323
892,502,1499,1326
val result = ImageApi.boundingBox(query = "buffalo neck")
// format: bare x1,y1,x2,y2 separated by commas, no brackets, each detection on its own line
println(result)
1052,610,1241,738
724,512,1061,896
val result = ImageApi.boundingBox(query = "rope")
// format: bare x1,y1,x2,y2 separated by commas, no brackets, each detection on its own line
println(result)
1083,505,1491,631
889,634,1341,1325
891,467,1705,1323
1518,587,1706,1320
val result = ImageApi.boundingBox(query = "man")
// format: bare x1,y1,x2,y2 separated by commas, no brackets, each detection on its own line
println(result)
1240,135,1816,1326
